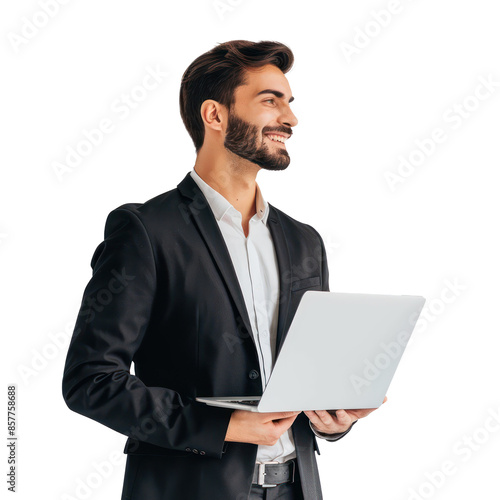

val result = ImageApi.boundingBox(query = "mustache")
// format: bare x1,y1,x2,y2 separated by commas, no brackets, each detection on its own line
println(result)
262,127,293,137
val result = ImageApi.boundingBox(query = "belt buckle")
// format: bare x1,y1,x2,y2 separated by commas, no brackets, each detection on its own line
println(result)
256,460,279,488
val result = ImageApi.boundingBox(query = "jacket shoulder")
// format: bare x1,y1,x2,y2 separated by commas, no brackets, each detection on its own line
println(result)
112,186,180,217
269,203,323,242
104,184,187,229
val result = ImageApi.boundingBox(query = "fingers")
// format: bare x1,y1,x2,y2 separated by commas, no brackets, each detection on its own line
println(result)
303,410,327,428
309,409,350,424
351,408,375,417
343,398,388,419
334,409,351,423
302,397,389,432
304,409,344,426
312,410,334,426
304,409,352,434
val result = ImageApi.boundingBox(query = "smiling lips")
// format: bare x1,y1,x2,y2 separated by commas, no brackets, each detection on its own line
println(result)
265,133,290,146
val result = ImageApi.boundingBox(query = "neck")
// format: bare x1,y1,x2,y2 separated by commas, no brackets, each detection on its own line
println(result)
193,147,260,220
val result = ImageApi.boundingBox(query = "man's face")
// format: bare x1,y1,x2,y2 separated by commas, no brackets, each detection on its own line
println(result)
223,64,298,171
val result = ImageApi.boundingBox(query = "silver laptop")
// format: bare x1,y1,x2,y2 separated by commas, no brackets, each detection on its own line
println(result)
196,291,425,412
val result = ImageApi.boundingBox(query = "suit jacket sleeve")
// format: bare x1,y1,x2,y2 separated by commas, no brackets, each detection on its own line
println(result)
306,225,358,442
62,206,233,459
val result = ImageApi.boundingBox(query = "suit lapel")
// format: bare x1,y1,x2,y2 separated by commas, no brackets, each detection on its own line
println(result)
177,173,254,344
177,173,293,360
266,204,292,357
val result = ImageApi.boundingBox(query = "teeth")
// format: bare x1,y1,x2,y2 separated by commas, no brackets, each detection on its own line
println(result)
268,134,286,143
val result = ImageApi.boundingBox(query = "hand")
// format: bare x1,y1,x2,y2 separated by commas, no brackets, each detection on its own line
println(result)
225,410,301,446
304,396,388,435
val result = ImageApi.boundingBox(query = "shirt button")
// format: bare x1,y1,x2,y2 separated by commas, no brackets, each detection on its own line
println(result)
193,449,199,454
185,447,191,452
249,369,260,380
200,451,206,455
261,330,269,337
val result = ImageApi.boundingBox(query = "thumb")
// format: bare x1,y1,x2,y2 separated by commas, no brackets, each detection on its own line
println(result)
272,414,299,432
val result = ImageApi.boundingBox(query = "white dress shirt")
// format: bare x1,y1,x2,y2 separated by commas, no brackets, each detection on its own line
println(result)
190,167,338,463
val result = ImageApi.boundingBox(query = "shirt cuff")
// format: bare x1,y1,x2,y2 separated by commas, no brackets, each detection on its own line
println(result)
309,419,357,441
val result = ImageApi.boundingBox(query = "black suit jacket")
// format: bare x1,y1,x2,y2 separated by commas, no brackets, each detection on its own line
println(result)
62,172,355,500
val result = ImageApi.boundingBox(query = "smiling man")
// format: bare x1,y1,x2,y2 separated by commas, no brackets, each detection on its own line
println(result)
62,40,383,500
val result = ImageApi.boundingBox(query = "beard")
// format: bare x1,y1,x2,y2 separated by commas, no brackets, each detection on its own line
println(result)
223,110,291,171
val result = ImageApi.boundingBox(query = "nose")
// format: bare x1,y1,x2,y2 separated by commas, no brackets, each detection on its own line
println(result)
280,105,298,128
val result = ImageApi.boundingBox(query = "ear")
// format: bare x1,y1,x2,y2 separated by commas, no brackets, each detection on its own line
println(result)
200,99,227,132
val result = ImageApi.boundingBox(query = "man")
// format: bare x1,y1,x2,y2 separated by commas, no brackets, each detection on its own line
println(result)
62,40,385,500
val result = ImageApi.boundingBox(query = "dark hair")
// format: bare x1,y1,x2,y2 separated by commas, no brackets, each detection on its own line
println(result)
179,40,294,153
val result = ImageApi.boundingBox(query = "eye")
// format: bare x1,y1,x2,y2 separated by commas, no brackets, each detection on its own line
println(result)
264,98,275,104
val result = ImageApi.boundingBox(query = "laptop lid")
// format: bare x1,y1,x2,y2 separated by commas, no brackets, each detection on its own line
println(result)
257,291,425,412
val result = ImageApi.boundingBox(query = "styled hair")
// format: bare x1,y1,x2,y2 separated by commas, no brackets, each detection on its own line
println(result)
179,40,294,153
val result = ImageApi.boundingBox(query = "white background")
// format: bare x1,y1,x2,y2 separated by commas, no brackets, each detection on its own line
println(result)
2,0,499,499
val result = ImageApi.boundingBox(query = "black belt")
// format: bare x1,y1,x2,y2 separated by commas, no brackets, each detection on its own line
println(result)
252,459,295,488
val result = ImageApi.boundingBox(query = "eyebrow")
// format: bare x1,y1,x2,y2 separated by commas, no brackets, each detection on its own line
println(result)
256,89,294,103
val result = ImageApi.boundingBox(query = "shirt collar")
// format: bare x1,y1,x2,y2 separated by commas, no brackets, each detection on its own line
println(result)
190,168,269,224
